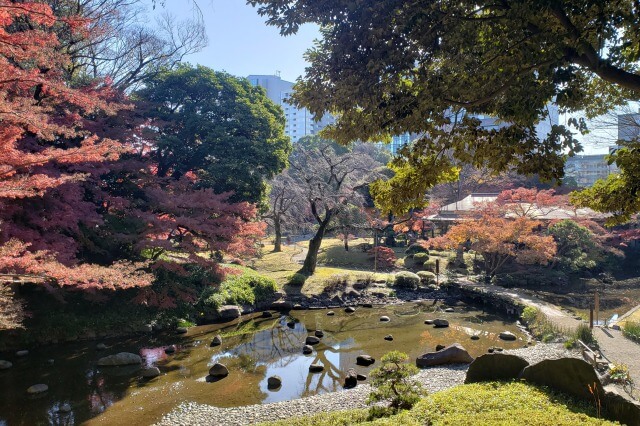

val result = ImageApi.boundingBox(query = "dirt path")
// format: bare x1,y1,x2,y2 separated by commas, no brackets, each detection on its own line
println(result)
457,278,640,396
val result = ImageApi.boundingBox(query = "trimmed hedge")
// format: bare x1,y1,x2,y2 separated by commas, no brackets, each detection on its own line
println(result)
394,271,421,289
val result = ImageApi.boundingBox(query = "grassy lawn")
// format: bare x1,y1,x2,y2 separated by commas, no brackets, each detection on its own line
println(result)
258,381,614,426
251,237,474,296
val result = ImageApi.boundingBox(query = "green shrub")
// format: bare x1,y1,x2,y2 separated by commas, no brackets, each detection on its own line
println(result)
521,306,539,325
622,321,640,343
416,271,436,285
368,351,424,417
288,272,307,286
412,252,429,265
405,243,429,255
199,269,277,309
520,306,565,342
393,271,421,289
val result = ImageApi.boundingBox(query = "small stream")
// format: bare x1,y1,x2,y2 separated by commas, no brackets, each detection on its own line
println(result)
0,301,529,425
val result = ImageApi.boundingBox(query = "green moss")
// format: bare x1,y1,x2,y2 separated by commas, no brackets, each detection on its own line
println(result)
258,382,614,426
199,267,277,309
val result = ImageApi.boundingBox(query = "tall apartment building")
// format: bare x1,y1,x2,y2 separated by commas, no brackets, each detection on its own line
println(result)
247,74,335,142
386,104,560,156
565,154,619,187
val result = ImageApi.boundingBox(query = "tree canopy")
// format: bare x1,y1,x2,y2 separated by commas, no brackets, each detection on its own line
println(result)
134,65,291,205
249,0,640,214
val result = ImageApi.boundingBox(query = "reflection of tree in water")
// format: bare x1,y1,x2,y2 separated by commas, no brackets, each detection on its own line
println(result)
300,344,344,397
47,404,75,426
85,368,117,414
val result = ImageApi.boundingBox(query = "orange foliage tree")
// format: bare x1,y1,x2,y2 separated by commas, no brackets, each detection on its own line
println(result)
433,215,557,277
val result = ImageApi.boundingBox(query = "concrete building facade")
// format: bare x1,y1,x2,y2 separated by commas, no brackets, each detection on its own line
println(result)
247,74,335,142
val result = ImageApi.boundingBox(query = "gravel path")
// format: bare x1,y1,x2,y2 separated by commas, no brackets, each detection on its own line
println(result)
594,327,640,386
155,344,577,426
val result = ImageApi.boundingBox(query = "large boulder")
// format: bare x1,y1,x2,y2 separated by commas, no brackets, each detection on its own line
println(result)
97,352,142,366
209,363,229,378
433,319,449,328
519,358,603,401
416,343,474,368
465,353,530,383
356,355,375,366
218,305,242,320
603,388,640,426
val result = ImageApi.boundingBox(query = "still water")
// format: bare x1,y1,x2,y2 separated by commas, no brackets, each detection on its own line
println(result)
0,301,528,425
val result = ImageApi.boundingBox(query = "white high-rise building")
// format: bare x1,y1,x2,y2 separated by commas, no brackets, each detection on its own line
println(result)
247,74,335,143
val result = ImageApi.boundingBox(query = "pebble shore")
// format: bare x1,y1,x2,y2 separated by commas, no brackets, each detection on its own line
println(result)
156,343,578,426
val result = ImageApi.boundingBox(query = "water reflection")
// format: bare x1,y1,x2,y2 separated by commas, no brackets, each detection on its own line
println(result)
0,302,528,426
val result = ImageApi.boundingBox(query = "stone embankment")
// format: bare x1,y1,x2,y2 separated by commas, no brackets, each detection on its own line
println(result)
156,344,577,426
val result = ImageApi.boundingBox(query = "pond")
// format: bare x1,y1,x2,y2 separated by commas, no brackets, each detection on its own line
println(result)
0,301,529,425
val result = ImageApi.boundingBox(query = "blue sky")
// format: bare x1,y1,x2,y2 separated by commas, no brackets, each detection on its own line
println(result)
151,0,319,82
148,1,620,154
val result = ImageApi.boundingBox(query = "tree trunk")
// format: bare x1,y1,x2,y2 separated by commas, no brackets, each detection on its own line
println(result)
299,220,329,275
344,236,349,251
273,216,282,252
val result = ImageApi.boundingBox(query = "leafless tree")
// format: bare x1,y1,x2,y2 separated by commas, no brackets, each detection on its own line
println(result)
289,138,383,275
263,170,305,252
49,0,207,91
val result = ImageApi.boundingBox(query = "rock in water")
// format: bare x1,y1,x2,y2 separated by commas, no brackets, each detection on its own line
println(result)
262,311,274,318
470,335,480,340
327,311,335,316
444,307,455,313
0,360,12,370
309,364,324,373
210,335,222,347
379,316,390,322
499,331,517,341
424,319,434,325
315,330,324,338
302,345,313,354
96,343,107,350
286,320,296,329
16,350,28,357
384,335,394,341
520,358,603,401
141,367,161,378
209,363,229,378
175,327,188,334
267,375,282,389
305,336,320,345
356,355,375,366
271,300,293,311
218,305,242,320
416,343,474,368
97,352,142,366
344,369,358,388
465,353,529,383
164,345,176,354
27,384,48,394
435,344,445,351
433,319,449,328
356,373,367,381
58,403,72,413
345,306,356,313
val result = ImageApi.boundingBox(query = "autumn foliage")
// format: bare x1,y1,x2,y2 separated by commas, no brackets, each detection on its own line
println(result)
0,2,268,323
368,246,397,270
433,215,557,277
